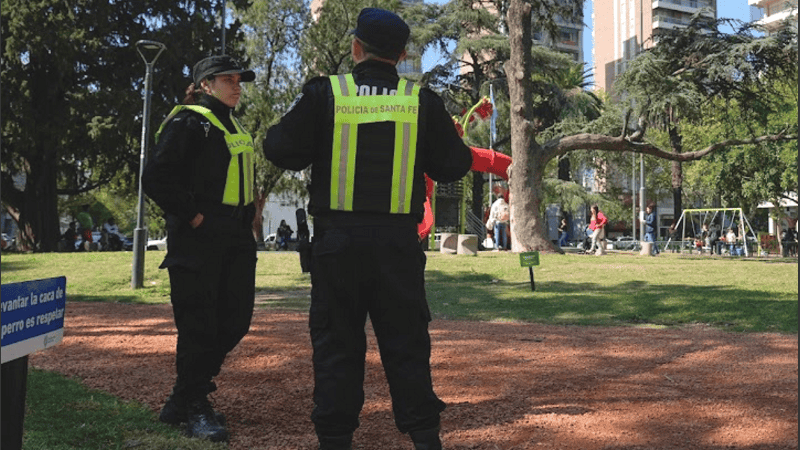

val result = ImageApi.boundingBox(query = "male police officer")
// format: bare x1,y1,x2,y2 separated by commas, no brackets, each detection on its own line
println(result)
263,8,472,450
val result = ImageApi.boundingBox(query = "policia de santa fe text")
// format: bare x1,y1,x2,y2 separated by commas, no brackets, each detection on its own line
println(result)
142,55,257,443
263,7,473,450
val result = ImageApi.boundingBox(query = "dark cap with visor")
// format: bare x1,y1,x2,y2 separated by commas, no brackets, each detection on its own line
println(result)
351,8,410,59
192,55,255,85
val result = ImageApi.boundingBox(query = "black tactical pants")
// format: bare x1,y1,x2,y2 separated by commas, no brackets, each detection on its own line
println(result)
166,220,256,401
309,225,445,438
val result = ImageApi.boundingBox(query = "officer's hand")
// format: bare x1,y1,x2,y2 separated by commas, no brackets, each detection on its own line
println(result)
189,213,204,229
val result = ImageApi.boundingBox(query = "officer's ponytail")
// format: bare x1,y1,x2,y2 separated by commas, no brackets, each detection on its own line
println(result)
182,82,203,105
183,75,216,105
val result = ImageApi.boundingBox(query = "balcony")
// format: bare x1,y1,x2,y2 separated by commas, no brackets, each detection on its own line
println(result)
652,14,693,30
653,0,713,14
755,7,798,31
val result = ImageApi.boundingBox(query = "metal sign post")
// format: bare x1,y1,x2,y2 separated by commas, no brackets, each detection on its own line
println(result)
519,251,540,292
132,40,166,289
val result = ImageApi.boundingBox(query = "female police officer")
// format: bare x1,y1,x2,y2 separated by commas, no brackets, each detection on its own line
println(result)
142,55,257,442
263,8,472,450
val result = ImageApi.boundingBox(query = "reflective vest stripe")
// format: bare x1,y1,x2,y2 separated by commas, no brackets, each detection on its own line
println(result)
330,75,356,211
329,74,420,214
390,78,419,214
231,116,255,205
156,105,254,206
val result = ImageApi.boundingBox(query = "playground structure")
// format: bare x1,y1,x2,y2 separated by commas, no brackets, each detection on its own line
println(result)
667,208,758,256
417,147,512,244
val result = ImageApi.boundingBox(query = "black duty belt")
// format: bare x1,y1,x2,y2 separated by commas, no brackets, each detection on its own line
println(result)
313,211,418,230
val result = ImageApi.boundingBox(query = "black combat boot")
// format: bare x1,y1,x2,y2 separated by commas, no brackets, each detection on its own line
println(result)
317,433,353,450
159,385,226,426
184,396,229,442
409,427,442,450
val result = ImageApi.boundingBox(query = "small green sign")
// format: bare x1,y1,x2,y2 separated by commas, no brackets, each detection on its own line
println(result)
519,251,540,267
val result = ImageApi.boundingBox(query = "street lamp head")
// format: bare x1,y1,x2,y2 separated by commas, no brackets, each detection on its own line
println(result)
136,40,166,65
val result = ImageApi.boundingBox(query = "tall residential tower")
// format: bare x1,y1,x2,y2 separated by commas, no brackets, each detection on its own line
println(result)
592,0,717,94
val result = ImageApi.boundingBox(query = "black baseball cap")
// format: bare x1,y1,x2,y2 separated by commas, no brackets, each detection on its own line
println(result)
351,8,410,59
192,55,255,85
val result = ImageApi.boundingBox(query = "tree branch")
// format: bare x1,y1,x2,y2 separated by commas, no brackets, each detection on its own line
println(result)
56,175,116,196
544,129,797,162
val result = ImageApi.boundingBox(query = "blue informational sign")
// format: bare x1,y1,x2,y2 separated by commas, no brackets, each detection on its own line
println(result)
1,277,66,363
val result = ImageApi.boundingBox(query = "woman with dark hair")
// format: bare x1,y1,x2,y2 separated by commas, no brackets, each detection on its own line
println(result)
558,217,569,248
277,219,293,250
587,205,607,254
142,55,257,443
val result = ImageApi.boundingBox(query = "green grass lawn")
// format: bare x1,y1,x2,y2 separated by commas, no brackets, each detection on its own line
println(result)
424,251,798,333
2,249,797,332
20,368,226,450
2,249,796,450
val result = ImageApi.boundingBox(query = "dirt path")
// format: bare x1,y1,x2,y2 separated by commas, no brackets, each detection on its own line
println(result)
29,301,797,450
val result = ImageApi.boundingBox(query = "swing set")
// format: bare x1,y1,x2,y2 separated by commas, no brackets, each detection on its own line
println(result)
667,208,757,256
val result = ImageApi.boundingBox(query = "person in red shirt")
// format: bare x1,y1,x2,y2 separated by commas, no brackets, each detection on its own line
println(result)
587,205,608,254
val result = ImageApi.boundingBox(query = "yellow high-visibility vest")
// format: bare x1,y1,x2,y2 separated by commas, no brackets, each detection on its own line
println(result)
329,74,420,214
156,105,254,206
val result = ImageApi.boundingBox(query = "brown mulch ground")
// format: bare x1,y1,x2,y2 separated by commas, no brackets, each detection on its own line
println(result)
29,301,798,450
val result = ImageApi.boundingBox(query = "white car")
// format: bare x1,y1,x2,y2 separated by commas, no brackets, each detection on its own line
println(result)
613,236,637,250
264,233,277,250
146,236,167,251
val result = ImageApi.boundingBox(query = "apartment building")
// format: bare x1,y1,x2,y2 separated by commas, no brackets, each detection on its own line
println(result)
593,0,717,94
533,3,585,62
749,0,798,34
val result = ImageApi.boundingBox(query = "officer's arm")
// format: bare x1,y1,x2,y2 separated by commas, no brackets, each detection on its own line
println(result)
141,114,202,225
419,90,473,183
263,80,325,171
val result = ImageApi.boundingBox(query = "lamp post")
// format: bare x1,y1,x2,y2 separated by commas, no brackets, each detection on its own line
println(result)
131,40,166,289
639,154,646,241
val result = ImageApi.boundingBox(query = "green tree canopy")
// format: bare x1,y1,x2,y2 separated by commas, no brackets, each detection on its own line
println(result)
1,0,249,251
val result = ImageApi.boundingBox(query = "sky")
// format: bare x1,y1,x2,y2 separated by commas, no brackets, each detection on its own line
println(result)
421,0,758,77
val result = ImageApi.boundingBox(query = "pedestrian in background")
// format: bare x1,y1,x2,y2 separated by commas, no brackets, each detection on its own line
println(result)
558,217,569,248
488,195,510,250
61,221,79,252
262,8,473,449
587,205,607,254
142,54,257,443
725,227,738,255
644,205,660,255
76,204,94,251
277,219,293,250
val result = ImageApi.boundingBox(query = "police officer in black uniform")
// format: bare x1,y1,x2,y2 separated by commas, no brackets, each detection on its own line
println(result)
263,8,473,450
142,55,257,442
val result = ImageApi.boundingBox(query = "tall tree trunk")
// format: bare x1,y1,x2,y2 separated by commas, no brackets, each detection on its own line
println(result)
19,153,60,252
252,186,268,243
15,48,63,252
505,0,557,253
669,126,683,227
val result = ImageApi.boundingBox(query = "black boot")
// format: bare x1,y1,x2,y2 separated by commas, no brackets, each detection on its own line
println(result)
159,387,226,425
317,433,353,450
409,427,442,450
185,397,229,442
